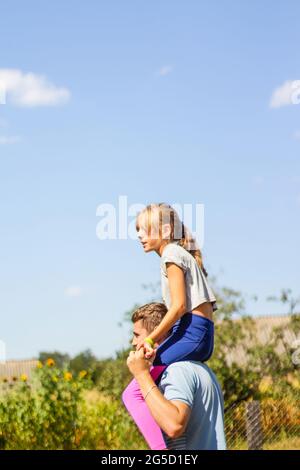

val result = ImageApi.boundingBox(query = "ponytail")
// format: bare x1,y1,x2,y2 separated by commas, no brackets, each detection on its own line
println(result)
177,221,208,277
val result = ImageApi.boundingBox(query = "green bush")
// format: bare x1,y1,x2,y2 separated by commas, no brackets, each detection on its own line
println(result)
0,358,146,450
0,359,89,449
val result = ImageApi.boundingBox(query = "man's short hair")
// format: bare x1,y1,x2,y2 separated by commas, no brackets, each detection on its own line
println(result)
131,302,167,332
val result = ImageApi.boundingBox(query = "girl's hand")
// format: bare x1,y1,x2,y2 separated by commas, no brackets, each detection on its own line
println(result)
136,339,155,360
144,342,155,360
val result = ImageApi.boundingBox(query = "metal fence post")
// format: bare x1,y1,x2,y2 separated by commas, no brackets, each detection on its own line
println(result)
246,401,264,450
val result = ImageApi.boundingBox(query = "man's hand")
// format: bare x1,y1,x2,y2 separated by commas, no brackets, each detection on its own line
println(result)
126,348,191,440
126,348,152,377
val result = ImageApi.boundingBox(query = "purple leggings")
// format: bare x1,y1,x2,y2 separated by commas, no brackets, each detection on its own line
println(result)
122,365,167,450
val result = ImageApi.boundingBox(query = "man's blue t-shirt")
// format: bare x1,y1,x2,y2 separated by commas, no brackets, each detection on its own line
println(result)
158,361,226,450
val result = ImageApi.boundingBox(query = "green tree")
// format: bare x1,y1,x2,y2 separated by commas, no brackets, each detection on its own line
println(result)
267,288,300,315
69,349,97,376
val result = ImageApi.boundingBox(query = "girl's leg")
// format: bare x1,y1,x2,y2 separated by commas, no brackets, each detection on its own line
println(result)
153,313,214,366
122,365,167,450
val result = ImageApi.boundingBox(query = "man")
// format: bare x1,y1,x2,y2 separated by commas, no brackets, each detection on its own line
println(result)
126,302,226,450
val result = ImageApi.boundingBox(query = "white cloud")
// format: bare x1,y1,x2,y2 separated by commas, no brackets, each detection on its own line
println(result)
0,135,20,145
270,80,300,108
157,65,173,77
0,84,5,104
64,286,83,298
0,69,70,107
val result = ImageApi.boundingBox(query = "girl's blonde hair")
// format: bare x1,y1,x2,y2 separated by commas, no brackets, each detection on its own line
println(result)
137,202,208,277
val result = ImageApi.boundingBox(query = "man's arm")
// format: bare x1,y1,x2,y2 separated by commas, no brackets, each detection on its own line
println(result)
127,350,191,439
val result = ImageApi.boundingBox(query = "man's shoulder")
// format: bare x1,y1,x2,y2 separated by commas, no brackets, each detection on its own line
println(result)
166,360,209,372
161,361,217,384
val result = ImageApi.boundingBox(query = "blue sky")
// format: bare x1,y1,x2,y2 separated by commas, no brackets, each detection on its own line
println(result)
0,1,299,360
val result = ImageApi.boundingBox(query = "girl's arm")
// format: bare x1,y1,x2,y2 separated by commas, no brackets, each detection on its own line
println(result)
147,262,187,344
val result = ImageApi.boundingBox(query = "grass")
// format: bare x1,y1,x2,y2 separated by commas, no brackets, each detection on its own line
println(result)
228,436,300,450
263,436,300,450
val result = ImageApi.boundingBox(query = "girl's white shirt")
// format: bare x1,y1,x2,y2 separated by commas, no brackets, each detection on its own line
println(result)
160,241,218,312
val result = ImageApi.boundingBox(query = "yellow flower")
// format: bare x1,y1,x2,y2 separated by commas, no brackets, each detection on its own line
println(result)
2,377,8,383
20,374,28,382
52,376,58,383
79,370,87,379
50,393,57,401
259,376,273,394
291,378,300,390
64,372,72,381
36,361,43,369
286,373,300,390
46,358,55,367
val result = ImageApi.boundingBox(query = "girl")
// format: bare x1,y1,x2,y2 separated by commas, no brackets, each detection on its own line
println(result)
122,202,218,450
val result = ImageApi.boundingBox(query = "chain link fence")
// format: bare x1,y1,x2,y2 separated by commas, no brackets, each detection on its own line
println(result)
225,397,300,450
